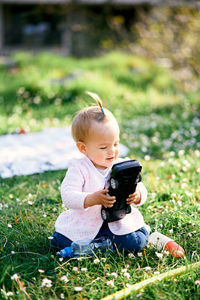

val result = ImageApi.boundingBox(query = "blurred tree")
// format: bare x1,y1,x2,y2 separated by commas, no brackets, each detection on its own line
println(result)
130,7,200,83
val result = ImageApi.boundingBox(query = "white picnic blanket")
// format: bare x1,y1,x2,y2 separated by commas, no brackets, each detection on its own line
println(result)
0,127,129,178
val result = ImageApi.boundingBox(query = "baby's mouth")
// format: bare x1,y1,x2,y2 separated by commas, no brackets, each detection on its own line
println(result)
106,157,114,161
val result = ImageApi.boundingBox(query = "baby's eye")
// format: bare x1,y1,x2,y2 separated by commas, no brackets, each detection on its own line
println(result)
100,146,107,150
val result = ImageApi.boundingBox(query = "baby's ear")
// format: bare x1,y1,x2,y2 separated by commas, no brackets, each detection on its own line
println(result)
76,141,87,155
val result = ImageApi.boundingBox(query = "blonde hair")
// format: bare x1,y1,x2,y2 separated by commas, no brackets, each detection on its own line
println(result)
72,92,118,142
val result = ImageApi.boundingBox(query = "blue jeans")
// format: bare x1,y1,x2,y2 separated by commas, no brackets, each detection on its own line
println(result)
51,222,149,254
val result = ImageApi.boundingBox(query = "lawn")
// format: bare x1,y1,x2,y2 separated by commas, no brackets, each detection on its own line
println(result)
0,51,200,299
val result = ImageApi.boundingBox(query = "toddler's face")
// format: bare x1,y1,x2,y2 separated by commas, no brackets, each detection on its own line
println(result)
84,120,120,169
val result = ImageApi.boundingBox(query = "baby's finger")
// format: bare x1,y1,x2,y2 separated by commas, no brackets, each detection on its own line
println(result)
128,193,136,198
102,189,109,194
103,194,115,200
126,199,133,204
105,197,116,204
127,195,134,201
105,200,116,206
107,196,116,201
104,201,115,208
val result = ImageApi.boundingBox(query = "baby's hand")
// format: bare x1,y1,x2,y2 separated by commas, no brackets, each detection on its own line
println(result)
126,190,141,205
84,189,116,208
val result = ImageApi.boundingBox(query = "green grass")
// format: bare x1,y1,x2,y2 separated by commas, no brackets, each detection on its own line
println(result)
0,51,200,299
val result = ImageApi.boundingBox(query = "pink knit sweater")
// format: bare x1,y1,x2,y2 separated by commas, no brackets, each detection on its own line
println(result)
55,156,149,241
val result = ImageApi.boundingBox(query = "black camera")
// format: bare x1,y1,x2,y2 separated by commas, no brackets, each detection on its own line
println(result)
101,160,142,222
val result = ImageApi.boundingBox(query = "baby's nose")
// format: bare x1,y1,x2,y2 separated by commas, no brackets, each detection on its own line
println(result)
108,146,115,154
